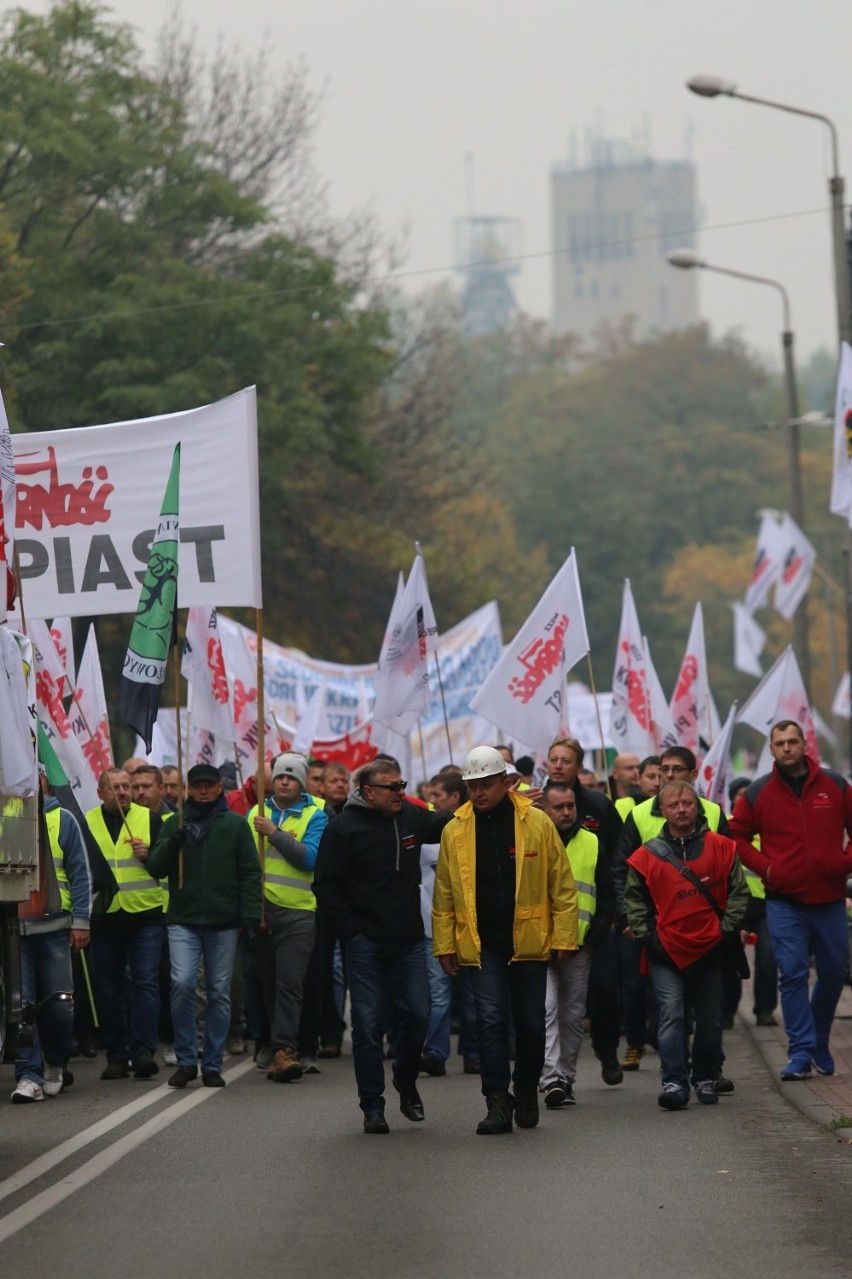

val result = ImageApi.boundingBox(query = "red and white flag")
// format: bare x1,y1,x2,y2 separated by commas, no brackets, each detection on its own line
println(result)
49,617,77,691
221,623,279,770
68,625,114,782
182,606,236,743
471,549,589,751
743,513,783,614
669,603,713,754
731,602,765,678
698,701,737,808
609,580,654,756
773,512,815,620
737,645,819,771
291,681,326,757
830,341,852,525
643,638,678,752
832,672,850,719
30,623,100,811
373,550,436,735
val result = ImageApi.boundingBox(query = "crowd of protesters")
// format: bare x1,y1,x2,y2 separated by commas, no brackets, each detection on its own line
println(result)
9,719,852,1136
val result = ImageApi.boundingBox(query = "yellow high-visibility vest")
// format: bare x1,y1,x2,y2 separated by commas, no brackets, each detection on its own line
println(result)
565,827,599,945
86,803,163,914
44,807,71,913
248,801,318,912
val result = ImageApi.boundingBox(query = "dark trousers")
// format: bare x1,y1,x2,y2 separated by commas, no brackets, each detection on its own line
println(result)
468,947,547,1096
91,924,162,1063
616,930,649,1047
587,928,620,1055
345,936,429,1114
651,959,723,1089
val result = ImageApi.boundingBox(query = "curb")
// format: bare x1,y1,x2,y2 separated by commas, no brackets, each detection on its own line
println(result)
738,1012,846,1131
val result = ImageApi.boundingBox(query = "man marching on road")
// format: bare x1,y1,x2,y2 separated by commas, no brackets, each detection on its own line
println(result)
433,747,578,1135
730,720,852,1081
145,763,262,1089
314,757,451,1135
624,781,748,1110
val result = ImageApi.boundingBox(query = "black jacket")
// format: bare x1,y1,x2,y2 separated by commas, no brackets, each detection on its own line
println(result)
313,794,451,944
571,781,623,864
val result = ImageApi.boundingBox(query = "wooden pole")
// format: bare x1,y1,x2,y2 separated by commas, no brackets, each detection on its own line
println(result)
255,608,267,925
416,718,428,787
586,655,613,801
12,543,27,634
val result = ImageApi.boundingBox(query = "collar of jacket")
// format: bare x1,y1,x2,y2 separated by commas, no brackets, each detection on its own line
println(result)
772,754,820,787
451,789,534,824
269,791,313,819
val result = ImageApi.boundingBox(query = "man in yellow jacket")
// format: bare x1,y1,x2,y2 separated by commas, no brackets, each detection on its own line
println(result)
433,746,578,1135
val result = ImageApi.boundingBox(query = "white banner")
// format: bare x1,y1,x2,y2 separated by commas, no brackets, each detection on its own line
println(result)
0,628,38,795
698,701,737,808
773,512,816,620
737,645,819,771
731,601,765,678
11,388,261,619
182,606,236,743
49,617,77,690
669,603,712,754
471,550,589,753
610,579,655,756
643,638,678,753
743,513,783,615
69,625,114,782
832,672,850,719
373,554,434,735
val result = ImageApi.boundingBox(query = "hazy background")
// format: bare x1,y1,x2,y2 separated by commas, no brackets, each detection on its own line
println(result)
21,0,852,364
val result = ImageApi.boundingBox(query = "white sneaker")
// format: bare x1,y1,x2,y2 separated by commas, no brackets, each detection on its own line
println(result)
43,1065,64,1097
12,1079,45,1104
163,1047,178,1066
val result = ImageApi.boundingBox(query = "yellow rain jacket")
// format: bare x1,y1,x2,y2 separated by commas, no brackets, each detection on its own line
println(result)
432,791,578,965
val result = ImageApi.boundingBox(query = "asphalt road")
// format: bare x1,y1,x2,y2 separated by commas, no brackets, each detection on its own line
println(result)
1,1024,851,1278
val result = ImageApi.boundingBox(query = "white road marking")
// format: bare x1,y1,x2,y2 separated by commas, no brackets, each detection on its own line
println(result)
0,1056,256,1238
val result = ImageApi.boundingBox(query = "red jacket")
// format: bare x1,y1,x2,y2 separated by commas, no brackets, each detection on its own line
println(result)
729,756,852,905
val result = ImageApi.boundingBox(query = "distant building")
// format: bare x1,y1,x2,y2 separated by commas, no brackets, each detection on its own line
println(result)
454,215,522,337
551,137,698,345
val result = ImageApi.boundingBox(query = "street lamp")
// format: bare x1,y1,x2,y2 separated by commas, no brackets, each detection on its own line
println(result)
685,76,852,348
667,248,810,693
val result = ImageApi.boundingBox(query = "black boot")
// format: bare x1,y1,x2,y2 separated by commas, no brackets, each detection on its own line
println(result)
476,1091,513,1135
513,1087,539,1128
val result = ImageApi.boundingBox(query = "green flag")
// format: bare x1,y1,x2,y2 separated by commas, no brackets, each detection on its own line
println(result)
117,443,180,752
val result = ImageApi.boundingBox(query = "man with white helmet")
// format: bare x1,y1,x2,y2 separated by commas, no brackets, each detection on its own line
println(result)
432,746,578,1135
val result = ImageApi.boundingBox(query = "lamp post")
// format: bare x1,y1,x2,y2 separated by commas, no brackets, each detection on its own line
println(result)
686,76,852,348
667,248,810,694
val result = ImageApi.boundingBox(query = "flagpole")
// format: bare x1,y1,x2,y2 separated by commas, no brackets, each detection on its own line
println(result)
416,719,428,786
255,608,267,926
172,638,185,888
433,651,454,766
79,950,99,1029
586,655,613,801
12,543,27,634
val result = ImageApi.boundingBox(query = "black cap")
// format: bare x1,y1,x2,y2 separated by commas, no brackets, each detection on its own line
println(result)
218,761,237,781
515,755,535,775
187,763,220,785
728,776,751,803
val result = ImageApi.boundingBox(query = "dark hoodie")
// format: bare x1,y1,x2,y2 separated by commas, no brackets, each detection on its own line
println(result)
313,792,451,944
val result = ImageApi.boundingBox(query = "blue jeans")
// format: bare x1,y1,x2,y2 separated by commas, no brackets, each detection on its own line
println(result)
16,930,75,1084
169,925,238,1074
423,939,452,1060
650,960,723,1089
91,924,162,1063
457,969,480,1062
468,948,547,1096
346,936,429,1114
766,898,848,1060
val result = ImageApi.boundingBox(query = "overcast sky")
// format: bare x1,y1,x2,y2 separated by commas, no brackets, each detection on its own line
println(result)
24,0,852,364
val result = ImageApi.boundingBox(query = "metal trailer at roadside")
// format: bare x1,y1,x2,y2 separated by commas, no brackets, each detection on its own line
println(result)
0,792,39,1061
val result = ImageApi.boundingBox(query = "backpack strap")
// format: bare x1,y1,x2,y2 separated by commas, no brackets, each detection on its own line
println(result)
644,837,725,920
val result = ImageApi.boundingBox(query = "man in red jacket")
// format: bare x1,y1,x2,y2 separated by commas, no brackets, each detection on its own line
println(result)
730,720,852,1081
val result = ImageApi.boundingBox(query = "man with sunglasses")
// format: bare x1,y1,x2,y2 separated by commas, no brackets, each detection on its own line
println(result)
313,757,452,1134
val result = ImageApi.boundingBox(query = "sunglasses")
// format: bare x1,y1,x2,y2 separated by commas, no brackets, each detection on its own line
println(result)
368,780,407,793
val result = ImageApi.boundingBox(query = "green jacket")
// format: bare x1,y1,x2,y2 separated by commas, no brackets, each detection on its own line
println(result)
146,807,262,929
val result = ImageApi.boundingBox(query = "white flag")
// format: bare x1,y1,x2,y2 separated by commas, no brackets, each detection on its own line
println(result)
32,632,100,812
68,625,114,783
773,512,816,620
609,580,655,756
27,617,71,696
832,672,850,719
737,645,819,770
643,638,679,753
830,340,852,524
373,552,435,734
221,623,279,771
731,602,765,678
470,549,590,751
291,682,326,757
743,513,783,614
811,706,837,749
668,603,714,754
49,617,77,691
0,627,38,795
182,606,236,743
698,701,737,808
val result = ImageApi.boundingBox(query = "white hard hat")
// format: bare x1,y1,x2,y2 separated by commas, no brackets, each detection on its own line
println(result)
461,746,508,781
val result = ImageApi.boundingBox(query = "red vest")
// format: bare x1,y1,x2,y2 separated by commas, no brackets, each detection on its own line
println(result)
629,831,736,969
